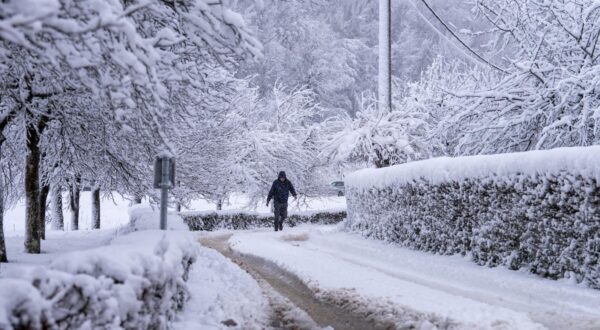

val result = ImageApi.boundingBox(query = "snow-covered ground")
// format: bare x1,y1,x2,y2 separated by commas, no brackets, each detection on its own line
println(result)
172,246,270,330
1,228,119,275
229,225,600,330
182,193,346,214
8,194,599,329
1,199,275,329
1,227,271,329
3,193,346,237
3,192,134,236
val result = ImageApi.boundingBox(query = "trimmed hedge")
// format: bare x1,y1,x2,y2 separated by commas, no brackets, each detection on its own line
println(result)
0,232,197,330
181,210,346,231
345,149,600,289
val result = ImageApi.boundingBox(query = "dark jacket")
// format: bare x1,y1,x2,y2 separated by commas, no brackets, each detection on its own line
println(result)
267,171,297,204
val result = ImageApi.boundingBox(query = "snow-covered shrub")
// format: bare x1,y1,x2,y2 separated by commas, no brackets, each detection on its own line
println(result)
182,210,346,231
345,146,600,289
0,231,197,330
0,280,50,329
126,205,189,232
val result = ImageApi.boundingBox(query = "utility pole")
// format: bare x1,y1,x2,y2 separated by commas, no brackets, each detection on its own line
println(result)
378,0,392,112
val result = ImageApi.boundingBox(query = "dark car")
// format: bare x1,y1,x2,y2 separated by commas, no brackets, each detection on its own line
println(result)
330,181,345,196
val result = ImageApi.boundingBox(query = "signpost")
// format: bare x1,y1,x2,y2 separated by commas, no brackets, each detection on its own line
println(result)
154,156,175,230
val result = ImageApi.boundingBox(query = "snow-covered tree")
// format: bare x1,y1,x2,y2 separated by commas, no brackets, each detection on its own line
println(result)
443,0,600,155
321,92,432,168
0,0,260,255
174,80,327,208
230,84,325,204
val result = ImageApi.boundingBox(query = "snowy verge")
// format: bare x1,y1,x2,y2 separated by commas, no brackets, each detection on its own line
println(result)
345,146,600,289
172,246,270,330
181,209,346,231
0,206,272,329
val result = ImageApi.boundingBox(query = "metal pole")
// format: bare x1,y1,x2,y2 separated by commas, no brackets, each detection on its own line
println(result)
160,157,169,230
378,0,392,112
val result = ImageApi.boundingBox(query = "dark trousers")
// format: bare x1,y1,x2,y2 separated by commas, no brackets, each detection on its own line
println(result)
273,202,288,231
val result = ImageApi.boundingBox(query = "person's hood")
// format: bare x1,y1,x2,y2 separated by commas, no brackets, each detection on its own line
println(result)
278,171,287,180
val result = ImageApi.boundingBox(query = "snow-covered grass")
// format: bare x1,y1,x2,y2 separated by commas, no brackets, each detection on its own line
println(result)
3,192,134,236
3,193,346,237
229,225,600,329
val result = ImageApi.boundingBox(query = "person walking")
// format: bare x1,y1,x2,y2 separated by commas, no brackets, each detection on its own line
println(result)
266,171,297,231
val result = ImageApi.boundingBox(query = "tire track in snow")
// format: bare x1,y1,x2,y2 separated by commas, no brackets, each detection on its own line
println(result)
200,234,376,330
295,235,600,330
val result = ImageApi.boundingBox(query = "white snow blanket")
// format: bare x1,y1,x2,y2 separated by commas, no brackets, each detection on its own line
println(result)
230,225,600,330
172,246,269,330
346,146,600,188
0,207,270,330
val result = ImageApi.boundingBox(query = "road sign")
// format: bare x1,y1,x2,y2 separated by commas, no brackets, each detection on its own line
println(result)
153,157,175,189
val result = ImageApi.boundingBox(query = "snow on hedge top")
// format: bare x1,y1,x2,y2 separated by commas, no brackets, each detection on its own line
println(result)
346,146,600,189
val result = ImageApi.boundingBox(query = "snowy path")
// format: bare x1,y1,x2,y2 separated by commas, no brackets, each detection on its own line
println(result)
200,234,375,330
229,225,600,330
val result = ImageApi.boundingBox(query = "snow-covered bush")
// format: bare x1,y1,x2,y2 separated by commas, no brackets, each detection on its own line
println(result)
126,205,189,232
182,210,346,231
345,146,600,289
321,94,431,168
0,231,197,330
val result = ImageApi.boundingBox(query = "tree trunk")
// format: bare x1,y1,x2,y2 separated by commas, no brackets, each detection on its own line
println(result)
216,199,223,211
378,0,392,112
69,176,80,231
175,181,181,212
39,184,49,240
92,187,100,229
0,174,7,263
0,108,15,263
133,196,142,204
24,122,41,254
51,186,64,230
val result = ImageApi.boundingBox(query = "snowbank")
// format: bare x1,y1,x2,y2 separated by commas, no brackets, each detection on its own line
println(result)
345,146,600,289
1,206,272,329
172,247,270,329
127,205,188,231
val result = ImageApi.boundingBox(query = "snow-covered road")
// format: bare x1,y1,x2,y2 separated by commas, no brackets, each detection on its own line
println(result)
229,225,600,330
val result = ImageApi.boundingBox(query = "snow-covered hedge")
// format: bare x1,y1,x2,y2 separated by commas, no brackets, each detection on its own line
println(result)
0,231,197,330
345,146,600,289
182,209,346,231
